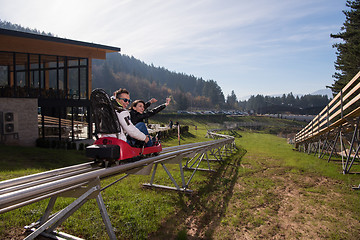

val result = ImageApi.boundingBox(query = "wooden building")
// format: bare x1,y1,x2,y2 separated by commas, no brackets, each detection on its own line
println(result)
0,28,120,146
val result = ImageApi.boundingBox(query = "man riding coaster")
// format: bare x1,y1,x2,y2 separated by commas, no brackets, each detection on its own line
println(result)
99,88,151,146
86,88,162,167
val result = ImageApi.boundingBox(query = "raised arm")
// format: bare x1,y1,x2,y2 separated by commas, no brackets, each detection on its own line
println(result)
165,97,171,106
144,98,158,110
143,97,171,119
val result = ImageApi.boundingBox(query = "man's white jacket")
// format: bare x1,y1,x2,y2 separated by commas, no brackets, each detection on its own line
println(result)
99,109,146,142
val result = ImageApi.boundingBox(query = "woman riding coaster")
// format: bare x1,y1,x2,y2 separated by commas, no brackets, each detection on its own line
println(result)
128,97,171,147
86,88,162,164
102,88,150,146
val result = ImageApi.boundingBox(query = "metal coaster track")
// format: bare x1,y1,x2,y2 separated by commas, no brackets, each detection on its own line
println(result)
0,134,236,240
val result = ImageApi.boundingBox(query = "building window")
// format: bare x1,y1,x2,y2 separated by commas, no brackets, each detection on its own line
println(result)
0,51,89,100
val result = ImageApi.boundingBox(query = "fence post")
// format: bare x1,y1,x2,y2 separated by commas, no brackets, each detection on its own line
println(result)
340,90,343,119
327,105,329,127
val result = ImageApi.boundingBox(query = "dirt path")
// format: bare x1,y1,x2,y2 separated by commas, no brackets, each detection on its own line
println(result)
150,134,360,239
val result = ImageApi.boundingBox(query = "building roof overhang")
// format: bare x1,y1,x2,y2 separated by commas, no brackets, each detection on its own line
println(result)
0,28,120,59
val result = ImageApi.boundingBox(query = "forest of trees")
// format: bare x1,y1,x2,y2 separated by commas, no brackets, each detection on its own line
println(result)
0,20,54,37
92,53,330,114
1,19,333,114
239,93,330,115
92,53,225,111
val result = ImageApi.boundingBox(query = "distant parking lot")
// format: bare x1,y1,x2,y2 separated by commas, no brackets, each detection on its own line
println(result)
177,110,249,116
265,114,315,122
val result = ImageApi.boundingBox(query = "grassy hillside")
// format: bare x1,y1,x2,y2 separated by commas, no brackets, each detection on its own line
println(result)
151,131,360,239
152,114,306,134
1,117,359,239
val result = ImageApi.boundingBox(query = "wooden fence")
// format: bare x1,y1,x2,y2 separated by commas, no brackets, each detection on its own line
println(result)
38,115,88,138
295,71,360,173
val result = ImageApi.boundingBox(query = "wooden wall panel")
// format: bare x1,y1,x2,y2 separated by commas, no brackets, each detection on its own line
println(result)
0,35,107,59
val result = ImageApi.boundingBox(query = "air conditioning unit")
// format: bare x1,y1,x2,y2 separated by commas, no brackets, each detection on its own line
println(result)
0,112,17,134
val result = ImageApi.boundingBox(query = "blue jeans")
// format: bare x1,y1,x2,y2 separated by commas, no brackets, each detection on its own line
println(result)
127,122,153,147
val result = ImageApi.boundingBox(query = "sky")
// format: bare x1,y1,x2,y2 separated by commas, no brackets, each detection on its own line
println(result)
0,0,347,99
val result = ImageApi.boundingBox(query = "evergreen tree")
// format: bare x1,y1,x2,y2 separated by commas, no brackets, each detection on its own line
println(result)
202,80,225,107
0,19,54,36
240,93,329,114
226,90,238,109
330,0,360,94
287,92,296,106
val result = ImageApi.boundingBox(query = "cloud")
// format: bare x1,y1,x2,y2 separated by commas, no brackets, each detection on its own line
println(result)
0,0,346,98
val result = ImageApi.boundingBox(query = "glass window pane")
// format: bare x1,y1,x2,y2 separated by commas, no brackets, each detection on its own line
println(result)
69,68,78,98
31,70,39,88
0,65,8,86
59,69,64,89
49,69,57,89
16,71,26,87
80,67,87,99
68,59,78,67
80,59,87,66
49,62,57,68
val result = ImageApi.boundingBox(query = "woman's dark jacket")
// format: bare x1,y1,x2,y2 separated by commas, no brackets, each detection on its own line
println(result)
129,103,166,125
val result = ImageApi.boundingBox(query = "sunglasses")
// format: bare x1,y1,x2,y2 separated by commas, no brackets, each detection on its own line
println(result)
118,98,132,103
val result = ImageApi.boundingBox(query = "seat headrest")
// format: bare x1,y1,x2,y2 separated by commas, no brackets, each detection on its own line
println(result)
90,88,121,135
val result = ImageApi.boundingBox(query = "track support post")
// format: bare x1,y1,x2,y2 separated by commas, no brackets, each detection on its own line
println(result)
24,177,117,240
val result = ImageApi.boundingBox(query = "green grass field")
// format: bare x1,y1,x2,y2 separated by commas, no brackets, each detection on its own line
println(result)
1,117,360,239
